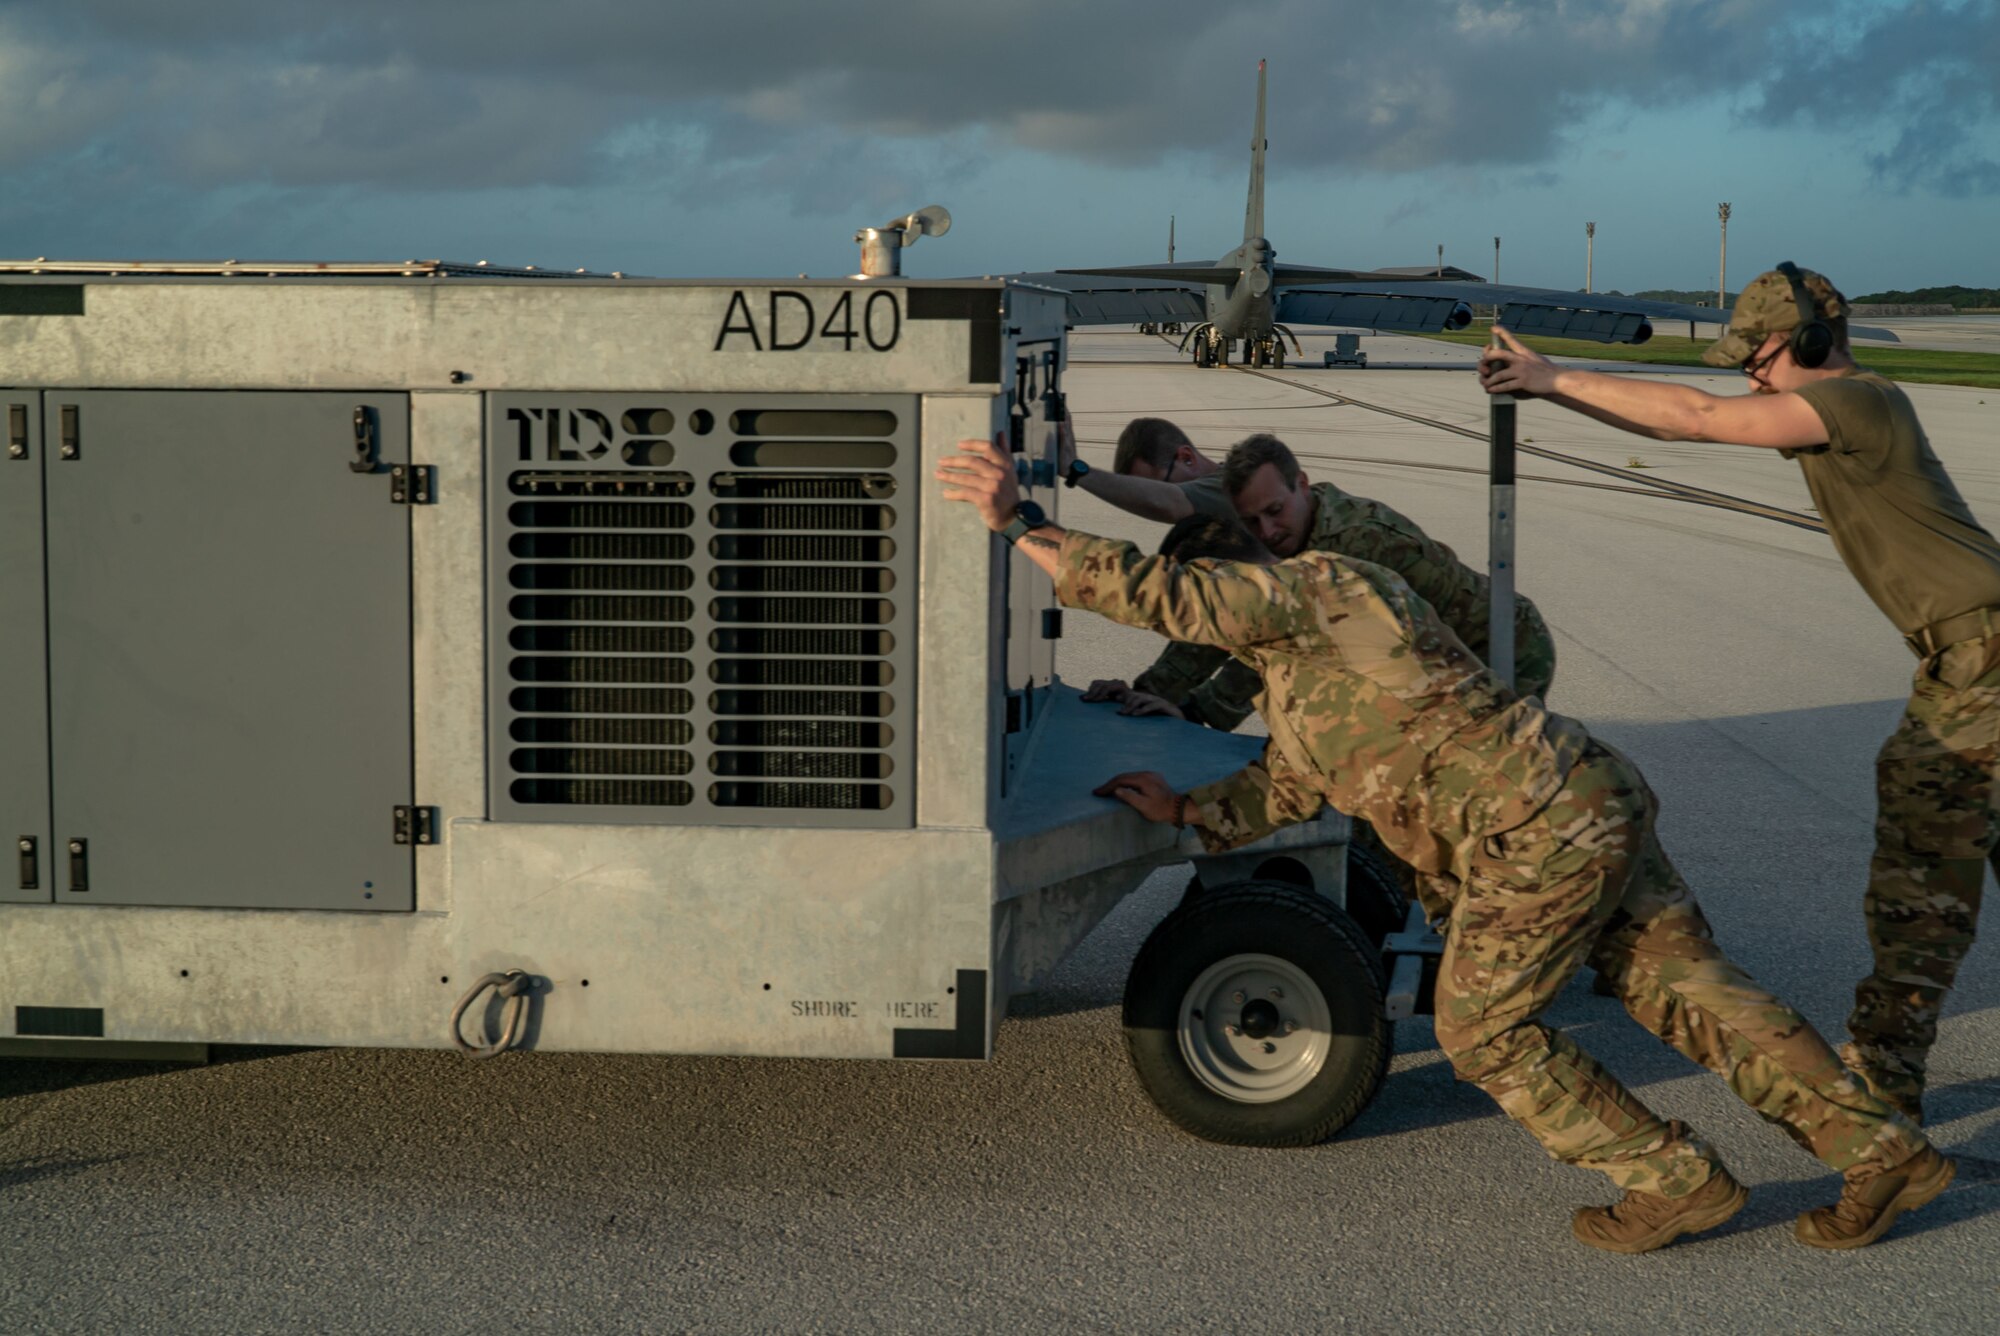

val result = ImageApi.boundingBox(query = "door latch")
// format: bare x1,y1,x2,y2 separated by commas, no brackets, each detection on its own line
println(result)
16,836,35,890
351,406,379,473
58,405,78,459
6,405,25,459
66,838,87,892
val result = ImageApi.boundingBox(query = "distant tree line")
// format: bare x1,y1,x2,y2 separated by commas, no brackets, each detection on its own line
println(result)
1848,285,2000,309
1594,284,1998,311
1604,289,1734,306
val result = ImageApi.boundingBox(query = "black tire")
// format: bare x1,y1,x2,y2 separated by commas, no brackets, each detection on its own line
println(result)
1343,841,1411,949
1124,881,1391,1147
1272,341,1286,369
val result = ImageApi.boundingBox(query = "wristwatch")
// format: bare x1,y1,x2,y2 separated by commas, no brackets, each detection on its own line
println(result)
999,499,1048,546
1063,458,1091,488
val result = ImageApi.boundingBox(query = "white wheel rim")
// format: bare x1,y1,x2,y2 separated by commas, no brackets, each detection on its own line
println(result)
1178,952,1333,1104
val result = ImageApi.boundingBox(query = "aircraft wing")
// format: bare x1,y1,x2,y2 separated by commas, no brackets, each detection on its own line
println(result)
1283,279,1900,344
1011,272,1207,326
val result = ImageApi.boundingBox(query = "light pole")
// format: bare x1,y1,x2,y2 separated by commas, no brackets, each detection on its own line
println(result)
1717,202,1732,311
1584,221,1596,293
1436,243,1444,277
1494,235,1501,284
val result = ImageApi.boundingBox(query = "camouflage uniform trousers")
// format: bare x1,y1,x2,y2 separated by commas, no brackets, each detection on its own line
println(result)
1435,742,1929,1196
1848,629,2000,1111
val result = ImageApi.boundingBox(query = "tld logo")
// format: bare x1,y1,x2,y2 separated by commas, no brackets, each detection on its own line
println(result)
507,407,616,461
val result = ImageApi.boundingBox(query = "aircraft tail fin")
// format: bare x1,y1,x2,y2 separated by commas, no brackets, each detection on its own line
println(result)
1244,59,1267,241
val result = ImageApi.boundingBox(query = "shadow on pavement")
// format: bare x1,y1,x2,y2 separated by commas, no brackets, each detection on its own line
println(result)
0,1152,135,1192
0,1045,314,1102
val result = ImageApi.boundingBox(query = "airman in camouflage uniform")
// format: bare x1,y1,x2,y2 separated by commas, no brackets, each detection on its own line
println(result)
1120,434,1558,926
1049,519,1946,1250
1482,265,2000,1124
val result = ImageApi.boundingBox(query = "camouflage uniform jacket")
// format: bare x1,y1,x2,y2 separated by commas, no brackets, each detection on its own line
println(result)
1132,481,1551,728
1057,532,1587,875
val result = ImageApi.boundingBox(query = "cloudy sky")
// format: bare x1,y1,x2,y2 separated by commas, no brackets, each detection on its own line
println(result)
1,0,1995,293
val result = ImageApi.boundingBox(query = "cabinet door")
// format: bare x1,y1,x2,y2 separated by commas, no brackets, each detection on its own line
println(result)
0,394,49,903
44,392,416,911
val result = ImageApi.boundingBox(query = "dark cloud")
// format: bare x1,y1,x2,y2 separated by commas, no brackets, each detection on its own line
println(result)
1756,0,2000,197
0,0,1993,213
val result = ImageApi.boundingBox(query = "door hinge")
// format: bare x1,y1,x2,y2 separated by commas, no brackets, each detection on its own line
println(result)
17,836,36,890
66,837,87,892
394,806,438,846
391,464,435,505
351,405,379,473
6,404,26,459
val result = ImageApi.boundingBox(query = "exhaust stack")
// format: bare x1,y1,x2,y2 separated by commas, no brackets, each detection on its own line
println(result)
855,205,953,278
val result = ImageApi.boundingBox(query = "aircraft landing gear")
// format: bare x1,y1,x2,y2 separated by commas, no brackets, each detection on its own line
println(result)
1246,336,1285,369
1180,324,1231,369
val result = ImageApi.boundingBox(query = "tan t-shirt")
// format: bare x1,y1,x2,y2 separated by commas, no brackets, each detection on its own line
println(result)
1178,473,1239,523
1790,370,2000,634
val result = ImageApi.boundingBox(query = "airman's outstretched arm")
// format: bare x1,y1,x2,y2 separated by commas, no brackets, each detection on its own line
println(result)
1478,326,1828,449
1057,419,1194,522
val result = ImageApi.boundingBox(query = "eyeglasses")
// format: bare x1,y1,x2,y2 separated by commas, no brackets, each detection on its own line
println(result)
1740,340,1783,380
1162,457,1178,485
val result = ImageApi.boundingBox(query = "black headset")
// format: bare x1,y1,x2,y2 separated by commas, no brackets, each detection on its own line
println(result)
1775,260,1835,369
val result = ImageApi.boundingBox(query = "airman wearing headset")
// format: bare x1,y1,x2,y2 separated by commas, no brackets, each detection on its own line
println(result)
1480,264,2000,1126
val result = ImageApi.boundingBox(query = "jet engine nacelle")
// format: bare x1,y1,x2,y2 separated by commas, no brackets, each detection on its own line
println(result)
1443,302,1473,331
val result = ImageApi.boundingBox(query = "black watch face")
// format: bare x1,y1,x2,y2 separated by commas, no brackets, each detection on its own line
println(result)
1065,459,1090,485
1015,500,1047,527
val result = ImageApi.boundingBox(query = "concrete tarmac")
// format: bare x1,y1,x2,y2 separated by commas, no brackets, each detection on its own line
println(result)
4,329,1998,1332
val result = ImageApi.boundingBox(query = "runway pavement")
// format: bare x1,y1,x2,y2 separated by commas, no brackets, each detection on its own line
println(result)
4,329,1997,1332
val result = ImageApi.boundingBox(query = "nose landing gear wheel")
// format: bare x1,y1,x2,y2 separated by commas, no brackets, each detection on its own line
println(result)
1124,881,1389,1147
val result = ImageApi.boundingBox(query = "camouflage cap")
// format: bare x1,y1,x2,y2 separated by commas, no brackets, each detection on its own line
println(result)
1702,266,1849,367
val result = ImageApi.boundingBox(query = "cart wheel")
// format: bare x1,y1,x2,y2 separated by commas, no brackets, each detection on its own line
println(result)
1343,841,1411,948
1124,881,1390,1147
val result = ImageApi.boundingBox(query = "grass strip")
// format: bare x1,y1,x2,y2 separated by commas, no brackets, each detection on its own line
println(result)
1414,327,2000,389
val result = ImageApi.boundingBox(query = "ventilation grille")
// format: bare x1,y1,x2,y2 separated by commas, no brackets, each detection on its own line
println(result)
490,394,916,827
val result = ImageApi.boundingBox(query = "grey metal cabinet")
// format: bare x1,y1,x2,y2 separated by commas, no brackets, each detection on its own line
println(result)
39,391,417,911
1,395,49,903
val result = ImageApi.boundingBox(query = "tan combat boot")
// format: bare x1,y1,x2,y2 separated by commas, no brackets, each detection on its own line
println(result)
1838,1040,1924,1126
1571,1166,1750,1254
1795,1145,1956,1250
